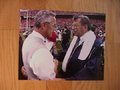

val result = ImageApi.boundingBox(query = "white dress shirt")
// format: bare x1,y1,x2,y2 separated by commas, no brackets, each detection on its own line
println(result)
22,31,56,80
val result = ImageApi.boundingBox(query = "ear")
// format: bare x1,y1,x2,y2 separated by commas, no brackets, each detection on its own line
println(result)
41,23,46,30
83,25,88,30
40,23,44,27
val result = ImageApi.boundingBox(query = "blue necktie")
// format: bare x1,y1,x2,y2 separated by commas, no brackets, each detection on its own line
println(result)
69,37,80,59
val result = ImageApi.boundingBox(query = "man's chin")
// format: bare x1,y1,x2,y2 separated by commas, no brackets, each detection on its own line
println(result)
73,33,78,36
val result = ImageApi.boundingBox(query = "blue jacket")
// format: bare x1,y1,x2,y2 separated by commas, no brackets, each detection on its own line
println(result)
64,39,103,80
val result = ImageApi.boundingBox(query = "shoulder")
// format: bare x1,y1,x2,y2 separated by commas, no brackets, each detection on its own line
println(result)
84,31,96,41
23,34,44,47
88,31,96,38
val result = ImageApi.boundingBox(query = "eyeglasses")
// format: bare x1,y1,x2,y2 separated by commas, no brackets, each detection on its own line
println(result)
72,23,81,28
45,22,57,28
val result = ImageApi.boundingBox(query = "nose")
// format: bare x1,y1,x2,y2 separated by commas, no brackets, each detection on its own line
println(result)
72,25,75,30
72,25,77,31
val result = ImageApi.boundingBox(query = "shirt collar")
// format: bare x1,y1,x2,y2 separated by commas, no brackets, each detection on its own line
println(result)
31,30,46,42
78,30,94,45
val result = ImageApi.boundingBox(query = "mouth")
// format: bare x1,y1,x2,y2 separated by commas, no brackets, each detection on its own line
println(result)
73,30,77,34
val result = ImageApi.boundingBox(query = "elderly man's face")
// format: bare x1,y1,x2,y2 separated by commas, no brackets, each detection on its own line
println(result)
45,16,56,38
72,19,84,37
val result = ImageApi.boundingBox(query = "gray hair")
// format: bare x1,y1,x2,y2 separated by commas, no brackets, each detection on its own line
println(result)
34,10,56,28
73,15,91,30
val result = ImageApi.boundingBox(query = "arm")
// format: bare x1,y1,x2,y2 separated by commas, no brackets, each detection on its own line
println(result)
29,48,56,80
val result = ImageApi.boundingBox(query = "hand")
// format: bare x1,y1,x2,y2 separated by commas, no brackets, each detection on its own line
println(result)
53,59,59,66
53,59,59,74
21,66,27,77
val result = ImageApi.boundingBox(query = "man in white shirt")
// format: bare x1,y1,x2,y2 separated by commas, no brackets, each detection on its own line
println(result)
62,15,102,80
22,10,58,80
